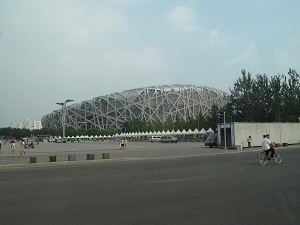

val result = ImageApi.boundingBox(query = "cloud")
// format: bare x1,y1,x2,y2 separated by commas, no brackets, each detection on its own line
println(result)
98,47,168,73
165,6,197,32
224,42,260,64
210,26,223,47
135,47,167,70
102,0,144,5
71,25,92,40
89,8,134,33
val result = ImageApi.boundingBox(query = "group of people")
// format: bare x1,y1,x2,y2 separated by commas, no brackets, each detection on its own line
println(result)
247,134,275,159
0,139,36,157
5,139,29,157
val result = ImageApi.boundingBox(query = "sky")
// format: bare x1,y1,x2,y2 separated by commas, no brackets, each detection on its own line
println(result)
1,0,300,128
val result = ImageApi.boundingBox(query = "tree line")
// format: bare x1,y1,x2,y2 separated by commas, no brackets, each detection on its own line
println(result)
225,68,300,122
0,115,215,140
1,69,299,140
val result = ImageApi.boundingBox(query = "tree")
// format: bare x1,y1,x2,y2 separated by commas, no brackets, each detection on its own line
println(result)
281,69,300,122
205,104,221,130
228,68,300,123
269,74,283,122
252,73,272,122
196,113,206,130
228,69,256,122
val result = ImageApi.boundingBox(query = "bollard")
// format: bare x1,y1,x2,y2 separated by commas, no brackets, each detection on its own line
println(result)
102,153,110,159
68,154,76,161
49,156,57,162
87,154,95,160
30,157,37,163
235,145,242,150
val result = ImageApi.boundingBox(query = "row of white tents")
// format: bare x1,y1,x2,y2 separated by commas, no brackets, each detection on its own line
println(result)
57,127,215,139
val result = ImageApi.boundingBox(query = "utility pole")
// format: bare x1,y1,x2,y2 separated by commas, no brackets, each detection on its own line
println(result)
224,111,227,150
56,99,74,141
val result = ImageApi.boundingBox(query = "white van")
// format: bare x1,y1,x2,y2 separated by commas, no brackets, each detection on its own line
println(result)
149,136,161,142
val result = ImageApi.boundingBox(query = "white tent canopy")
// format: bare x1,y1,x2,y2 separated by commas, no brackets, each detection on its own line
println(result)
199,128,206,134
186,129,193,134
207,127,214,133
70,127,210,141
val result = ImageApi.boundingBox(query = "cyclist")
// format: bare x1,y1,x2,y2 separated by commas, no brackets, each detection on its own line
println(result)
262,134,275,159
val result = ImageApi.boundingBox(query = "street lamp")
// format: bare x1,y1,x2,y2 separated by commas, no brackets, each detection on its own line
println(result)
135,125,140,141
223,111,227,151
56,99,74,141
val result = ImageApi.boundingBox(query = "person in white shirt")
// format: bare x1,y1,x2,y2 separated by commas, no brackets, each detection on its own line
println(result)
120,139,125,149
10,140,16,157
20,139,27,157
262,134,275,159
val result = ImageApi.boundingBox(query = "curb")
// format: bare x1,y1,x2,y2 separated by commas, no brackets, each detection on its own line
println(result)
0,157,142,169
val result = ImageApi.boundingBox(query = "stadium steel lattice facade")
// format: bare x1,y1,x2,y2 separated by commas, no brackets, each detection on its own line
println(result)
41,84,228,130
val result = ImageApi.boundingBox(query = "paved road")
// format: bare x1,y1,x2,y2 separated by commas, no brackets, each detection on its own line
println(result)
0,144,299,225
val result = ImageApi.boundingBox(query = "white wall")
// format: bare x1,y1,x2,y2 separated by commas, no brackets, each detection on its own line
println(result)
233,122,300,148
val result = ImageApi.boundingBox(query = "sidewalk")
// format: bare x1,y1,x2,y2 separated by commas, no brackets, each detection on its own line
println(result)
0,141,265,168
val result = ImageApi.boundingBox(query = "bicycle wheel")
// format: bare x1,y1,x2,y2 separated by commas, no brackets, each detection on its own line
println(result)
257,152,267,165
273,151,282,164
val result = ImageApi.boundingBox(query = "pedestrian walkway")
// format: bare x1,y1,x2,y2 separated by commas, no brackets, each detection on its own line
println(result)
0,141,265,169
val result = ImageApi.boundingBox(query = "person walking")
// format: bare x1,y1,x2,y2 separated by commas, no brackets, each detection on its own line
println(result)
10,140,15,157
124,138,128,149
120,138,125,149
247,136,252,148
0,140,2,154
19,139,27,157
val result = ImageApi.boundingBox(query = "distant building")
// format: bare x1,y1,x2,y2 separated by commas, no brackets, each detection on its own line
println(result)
17,119,42,130
33,121,42,130
23,118,32,130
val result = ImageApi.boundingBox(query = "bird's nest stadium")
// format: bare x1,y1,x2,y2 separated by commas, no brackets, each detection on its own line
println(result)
41,84,228,130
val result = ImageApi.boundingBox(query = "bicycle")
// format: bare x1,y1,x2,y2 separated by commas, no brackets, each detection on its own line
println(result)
257,150,282,165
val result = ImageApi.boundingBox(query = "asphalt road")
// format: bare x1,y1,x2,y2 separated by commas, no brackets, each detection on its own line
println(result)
0,146,299,225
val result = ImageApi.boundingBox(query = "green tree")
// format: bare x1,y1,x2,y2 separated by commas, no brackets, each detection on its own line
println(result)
281,69,300,122
205,104,221,130
269,74,284,122
252,73,272,122
227,68,300,123
228,69,255,122
196,113,206,130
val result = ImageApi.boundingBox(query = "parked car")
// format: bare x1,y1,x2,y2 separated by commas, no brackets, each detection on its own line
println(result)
149,136,161,142
160,135,178,143
205,133,217,148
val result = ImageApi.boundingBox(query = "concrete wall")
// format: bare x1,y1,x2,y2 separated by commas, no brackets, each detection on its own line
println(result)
233,122,300,148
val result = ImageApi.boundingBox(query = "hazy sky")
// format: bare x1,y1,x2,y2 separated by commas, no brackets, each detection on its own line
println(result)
1,0,299,128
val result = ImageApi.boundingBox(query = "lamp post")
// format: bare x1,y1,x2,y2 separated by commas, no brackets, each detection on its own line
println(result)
223,111,227,151
135,125,140,141
56,99,74,141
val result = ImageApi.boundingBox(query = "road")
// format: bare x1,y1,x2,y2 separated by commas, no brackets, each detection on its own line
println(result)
0,147,299,225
